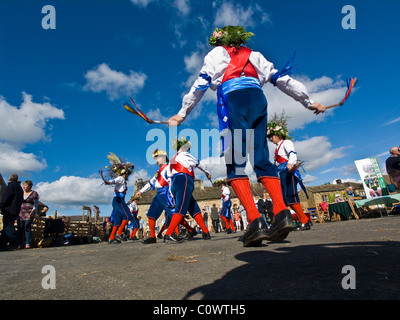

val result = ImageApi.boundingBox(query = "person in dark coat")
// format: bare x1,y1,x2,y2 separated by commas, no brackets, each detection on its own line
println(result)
0,173,23,249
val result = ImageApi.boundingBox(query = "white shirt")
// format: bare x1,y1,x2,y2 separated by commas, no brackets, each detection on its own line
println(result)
140,164,171,193
167,151,210,178
178,46,313,118
129,201,138,214
109,175,127,193
275,140,297,166
221,186,230,202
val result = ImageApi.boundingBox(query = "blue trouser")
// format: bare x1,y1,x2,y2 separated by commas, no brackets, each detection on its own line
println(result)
171,173,201,217
217,78,278,181
18,219,32,246
220,199,232,219
129,213,140,230
147,188,174,222
278,168,300,205
112,192,133,226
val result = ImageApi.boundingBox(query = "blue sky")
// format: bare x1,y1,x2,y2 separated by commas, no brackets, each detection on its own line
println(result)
1,0,399,216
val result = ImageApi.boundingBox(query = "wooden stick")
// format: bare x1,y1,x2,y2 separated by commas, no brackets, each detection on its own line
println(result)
325,102,344,110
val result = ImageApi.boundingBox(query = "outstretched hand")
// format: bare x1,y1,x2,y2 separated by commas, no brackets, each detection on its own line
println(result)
168,114,184,127
309,102,326,115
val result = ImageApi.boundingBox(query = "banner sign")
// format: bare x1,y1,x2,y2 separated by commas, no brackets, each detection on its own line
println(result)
354,157,388,198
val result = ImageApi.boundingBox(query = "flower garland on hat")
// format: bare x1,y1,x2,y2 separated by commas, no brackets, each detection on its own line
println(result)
209,25,254,49
105,152,134,177
172,137,192,151
152,148,167,158
213,179,227,187
266,112,291,140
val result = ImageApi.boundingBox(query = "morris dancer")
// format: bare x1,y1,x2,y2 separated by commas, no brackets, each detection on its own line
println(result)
167,26,325,246
215,180,235,233
163,137,212,243
103,154,135,244
134,149,175,244
127,196,140,240
267,118,311,230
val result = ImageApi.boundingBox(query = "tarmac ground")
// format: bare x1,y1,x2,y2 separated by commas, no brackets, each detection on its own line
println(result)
1,215,399,303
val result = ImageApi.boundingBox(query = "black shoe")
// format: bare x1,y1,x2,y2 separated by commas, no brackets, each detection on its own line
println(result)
108,239,121,244
163,234,185,244
129,236,139,241
202,232,211,240
185,229,198,240
226,228,232,234
142,237,156,244
115,234,126,242
298,221,311,231
268,209,294,241
241,217,269,247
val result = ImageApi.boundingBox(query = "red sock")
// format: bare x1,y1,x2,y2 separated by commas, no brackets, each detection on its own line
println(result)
259,177,287,215
148,218,156,238
130,228,138,238
290,203,309,224
221,215,231,229
229,219,235,231
181,219,194,232
117,220,128,235
109,226,118,240
165,214,183,236
229,178,260,223
194,213,209,233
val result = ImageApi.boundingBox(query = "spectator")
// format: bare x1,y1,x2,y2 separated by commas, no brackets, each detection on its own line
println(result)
202,208,209,229
386,147,400,188
238,204,248,230
18,180,40,249
334,194,343,203
233,208,241,232
0,174,23,250
345,186,358,198
210,203,220,233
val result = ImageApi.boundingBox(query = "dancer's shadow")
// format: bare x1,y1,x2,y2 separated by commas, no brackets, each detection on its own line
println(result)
183,241,400,300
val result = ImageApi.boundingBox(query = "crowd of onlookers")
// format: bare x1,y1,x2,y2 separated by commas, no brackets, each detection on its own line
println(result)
0,173,40,250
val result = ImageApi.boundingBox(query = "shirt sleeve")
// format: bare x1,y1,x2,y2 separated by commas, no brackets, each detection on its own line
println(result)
178,47,228,118
250,51,313,108
140,181,152,194
274,75,314,108
283,140,298,165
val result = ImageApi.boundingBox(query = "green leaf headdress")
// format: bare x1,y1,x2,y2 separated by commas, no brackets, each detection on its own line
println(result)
209,25,254,49
266,112,292,140
172,137,192,151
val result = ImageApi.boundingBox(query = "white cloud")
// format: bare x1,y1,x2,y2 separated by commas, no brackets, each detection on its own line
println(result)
214,1,272,27
0,92,64,145
36,169,151,209
383,117,400,126
292,136,347,171
130,0,154,7
0,93,64,175
265,75,348,131
130,0,190,16
83,63,147,101
174,0,190,16
0,142,47,174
